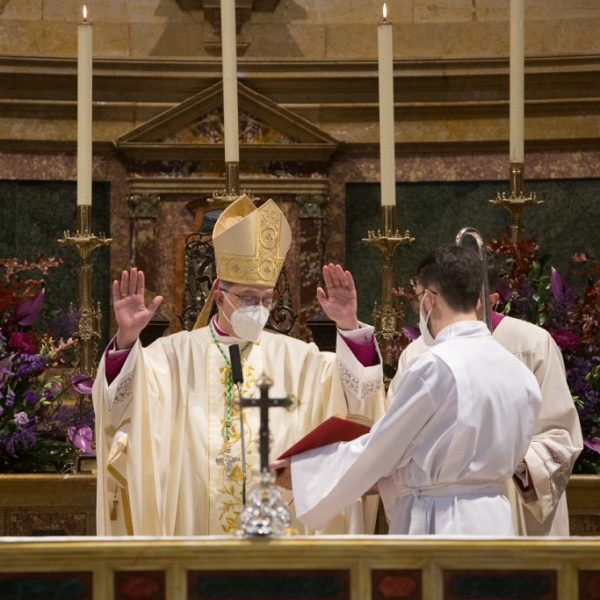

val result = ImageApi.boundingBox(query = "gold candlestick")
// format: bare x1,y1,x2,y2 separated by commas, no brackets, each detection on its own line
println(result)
211,162,242,205
58,205,112,377
363,206,414,364
490,163,543,242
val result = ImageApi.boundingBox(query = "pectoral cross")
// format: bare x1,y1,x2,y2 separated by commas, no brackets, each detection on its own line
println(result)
240,374,293,473
216,445,241,480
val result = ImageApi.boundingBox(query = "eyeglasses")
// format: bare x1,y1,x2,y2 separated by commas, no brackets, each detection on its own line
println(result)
409,290,438,314
224,290,274,309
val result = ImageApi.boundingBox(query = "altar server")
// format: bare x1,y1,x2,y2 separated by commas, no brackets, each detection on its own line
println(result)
92,196,385,536
395,263,582,536
273,245,542,535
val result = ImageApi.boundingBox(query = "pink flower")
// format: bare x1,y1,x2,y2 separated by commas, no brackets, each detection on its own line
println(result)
9,332,36,355
551,328,582,351
13,412,28,426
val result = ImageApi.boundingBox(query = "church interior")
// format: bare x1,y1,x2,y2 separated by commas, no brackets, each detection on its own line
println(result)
1,1,600,598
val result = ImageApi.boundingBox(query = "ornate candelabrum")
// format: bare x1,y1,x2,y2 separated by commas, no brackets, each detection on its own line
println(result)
363,206,414,364
490,163,543,242
58,205,112,378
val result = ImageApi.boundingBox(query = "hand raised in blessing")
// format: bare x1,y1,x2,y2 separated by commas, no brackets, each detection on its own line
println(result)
113,268,163,349
317,264,360,331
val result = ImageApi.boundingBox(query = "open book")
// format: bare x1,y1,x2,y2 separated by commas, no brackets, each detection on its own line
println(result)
278,413,372,460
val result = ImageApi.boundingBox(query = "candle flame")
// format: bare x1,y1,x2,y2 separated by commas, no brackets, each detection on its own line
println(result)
83,5,87,22
383,3,387,21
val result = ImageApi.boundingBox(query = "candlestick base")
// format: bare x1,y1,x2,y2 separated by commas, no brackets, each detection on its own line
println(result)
58,207,112,378
489,163,543,242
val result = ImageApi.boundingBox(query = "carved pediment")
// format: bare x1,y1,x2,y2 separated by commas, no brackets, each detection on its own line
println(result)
114,81,339,161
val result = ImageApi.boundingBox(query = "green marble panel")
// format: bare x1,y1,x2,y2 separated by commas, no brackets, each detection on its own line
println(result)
347,179,600,325
0,180,111,349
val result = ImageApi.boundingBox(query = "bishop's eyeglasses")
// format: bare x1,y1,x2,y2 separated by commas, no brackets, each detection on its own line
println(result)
409,289,438,314
223,290,274,310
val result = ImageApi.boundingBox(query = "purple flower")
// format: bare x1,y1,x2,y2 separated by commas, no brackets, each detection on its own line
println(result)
42,389,54,400
24,389,38,405
551,329,582,351
584,437,600,455
13,412,28,426
13,287,45,327
52,308,82,342
402,325,421,342
5,391,15,407
69,425,94,454
15,354,46,377
496,278,512,304
0,356,13,387
550,267,575,304
71,374,94,396
1,422,38,457
16,363,31,377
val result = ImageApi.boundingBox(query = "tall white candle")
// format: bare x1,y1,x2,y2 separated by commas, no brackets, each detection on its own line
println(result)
378,4,396,207
77,5,93,206
509,0,524,163
221,0,239,163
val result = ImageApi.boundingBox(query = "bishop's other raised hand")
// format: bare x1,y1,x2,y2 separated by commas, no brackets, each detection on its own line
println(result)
113,268,163,349
317,264,360,331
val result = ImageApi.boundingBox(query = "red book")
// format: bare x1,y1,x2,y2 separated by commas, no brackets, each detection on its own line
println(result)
278,413,372,460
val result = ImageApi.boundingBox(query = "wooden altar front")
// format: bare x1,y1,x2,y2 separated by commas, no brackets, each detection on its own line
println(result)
0,536,599,600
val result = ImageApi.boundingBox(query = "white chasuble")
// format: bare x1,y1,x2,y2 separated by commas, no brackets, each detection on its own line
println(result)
93,324,385,536
397,315,583,536
292,322,542,536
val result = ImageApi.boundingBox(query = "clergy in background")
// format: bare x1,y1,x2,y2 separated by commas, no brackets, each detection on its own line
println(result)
396,260,582,536
272,245,542,535
92,196,386,536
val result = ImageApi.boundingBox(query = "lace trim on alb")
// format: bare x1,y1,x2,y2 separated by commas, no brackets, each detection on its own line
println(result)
338,359,382,401
533,439,573,507
107,372,134,411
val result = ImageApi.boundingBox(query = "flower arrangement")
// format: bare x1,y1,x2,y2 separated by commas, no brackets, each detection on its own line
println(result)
488,234,600,474
0,256,94,473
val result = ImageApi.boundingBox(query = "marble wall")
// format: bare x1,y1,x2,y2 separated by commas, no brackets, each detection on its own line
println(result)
1,0,600,59
0,152,129,342
337,150,600,323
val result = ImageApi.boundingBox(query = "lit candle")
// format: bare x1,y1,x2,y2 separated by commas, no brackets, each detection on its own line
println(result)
509,0,524,163
378,4,395,207
221,0,239,163
78,5,93,206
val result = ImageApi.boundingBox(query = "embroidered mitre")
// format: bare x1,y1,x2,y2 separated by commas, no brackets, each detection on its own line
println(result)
213,195,291,287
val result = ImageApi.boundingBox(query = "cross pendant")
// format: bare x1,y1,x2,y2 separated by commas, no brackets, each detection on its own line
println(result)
216,446,241,480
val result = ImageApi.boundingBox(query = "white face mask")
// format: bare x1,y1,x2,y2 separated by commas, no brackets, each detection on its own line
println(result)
223,293,270,342
419,292,436,347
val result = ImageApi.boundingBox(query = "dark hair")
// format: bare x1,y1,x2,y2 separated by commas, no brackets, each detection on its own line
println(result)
217,279,232,292
415,244,484,313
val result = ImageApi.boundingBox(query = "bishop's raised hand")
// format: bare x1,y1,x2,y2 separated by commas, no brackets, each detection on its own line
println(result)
317,263,360,331
113,268,163,349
